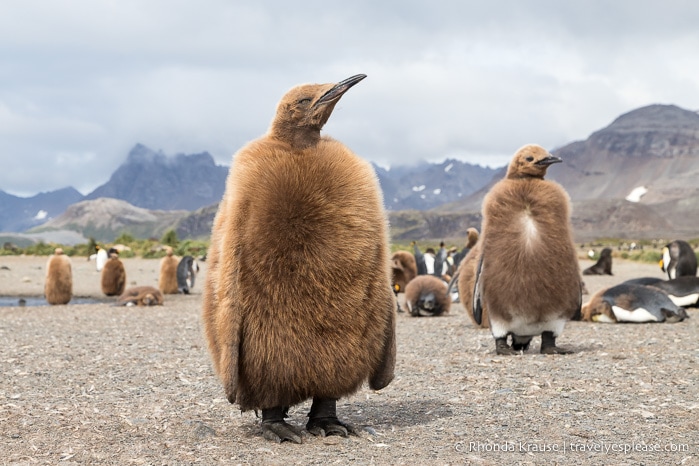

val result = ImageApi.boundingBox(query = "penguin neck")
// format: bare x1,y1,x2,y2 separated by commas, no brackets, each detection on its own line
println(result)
270,123,323,151
507,172,546,181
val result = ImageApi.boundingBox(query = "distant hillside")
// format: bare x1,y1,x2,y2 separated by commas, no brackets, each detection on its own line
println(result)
30,198,187,242
85,144,229,211
375,160,497,210
6,104,699,242
0,187,84,233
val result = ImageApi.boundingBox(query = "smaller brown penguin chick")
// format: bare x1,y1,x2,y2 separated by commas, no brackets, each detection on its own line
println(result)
45,247,72,305
101,251,126,297
116,286,164,306
456,242,490,328
391,250,418,296
465,228,479,249
478,144,579,355
159,247,179,294
405,275,450,317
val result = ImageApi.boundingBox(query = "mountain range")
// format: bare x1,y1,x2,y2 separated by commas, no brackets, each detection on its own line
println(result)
3,103,699,244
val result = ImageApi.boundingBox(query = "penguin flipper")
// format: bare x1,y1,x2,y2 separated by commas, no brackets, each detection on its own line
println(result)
369,298,396,390
472,254,484,326
446,269,460,302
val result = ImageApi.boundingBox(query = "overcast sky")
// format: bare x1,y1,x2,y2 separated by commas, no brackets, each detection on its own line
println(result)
2,1,699,197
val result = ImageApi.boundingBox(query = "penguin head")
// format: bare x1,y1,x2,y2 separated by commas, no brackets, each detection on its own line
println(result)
506,144,562,179
271,74,366,147
466,228,479,248
417,292,436,311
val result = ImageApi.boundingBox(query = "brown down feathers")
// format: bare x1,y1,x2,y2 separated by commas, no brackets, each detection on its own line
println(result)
202,79,396,412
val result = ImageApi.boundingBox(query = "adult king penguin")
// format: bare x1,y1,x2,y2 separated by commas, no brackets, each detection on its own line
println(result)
203,74,396,444
473,144,581,355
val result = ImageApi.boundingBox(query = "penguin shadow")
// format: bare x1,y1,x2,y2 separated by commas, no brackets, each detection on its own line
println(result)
340,397,455,429
234,398,455,441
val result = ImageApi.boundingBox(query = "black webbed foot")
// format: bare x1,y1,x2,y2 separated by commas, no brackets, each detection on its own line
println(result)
306,398,358,438
495,337,520,355
540,331,573,354
261,407,304,444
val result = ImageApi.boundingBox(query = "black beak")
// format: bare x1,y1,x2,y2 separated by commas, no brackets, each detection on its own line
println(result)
315,74,367,106
535,155,562,167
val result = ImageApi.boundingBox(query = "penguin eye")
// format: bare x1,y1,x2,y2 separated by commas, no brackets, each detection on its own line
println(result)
525,156,534,162
298,98,312,105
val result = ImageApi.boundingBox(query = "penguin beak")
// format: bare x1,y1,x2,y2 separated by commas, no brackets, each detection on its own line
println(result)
535,155,562,167
315,74,367,107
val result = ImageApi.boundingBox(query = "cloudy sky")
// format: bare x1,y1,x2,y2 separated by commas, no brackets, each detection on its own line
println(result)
2,1,699,197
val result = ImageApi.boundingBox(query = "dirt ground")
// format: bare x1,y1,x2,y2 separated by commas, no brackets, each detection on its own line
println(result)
0,255,697,465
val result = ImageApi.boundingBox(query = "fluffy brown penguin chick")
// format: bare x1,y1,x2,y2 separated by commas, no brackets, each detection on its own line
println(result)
45,248,72,305
405,275,451,316
474,144,582,355
101,248,126,296
116,286,164,306
158,247,179,294
202,74,396,444
456,241,490,328
391,250,417,312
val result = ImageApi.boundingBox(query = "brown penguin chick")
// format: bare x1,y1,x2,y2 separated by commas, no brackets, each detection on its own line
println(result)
45,247,72,305
116,286,164,306
391,250,418,295
158,247,179,294
202,74,396,444
474,144,581,355
101,249,126,296
455,242,490,328
405,275,451,316
582,247,613,275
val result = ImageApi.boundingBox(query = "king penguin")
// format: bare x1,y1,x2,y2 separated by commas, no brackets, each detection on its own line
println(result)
101,248,126,297
44,247,72,305
473,144,582,355
158,247,179,294
660,240,697,279
202,74,396,444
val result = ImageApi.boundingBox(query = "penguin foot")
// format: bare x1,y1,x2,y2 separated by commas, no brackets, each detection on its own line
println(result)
306,398,358,438
540,331,573,355
495,337,520,355
306,416,357,438
261,407,304,444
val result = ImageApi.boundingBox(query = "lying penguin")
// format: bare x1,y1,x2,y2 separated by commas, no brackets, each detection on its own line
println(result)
581,283,688,323
648,276,699,308
404,275,450,317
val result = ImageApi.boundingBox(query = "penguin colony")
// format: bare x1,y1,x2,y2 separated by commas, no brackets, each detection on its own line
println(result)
202,74,396,444
44,247,72,305
101,248,126,296
473,144,582,355
159,247,179,294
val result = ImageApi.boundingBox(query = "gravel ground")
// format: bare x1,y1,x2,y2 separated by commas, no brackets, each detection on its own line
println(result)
0,255,697,465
